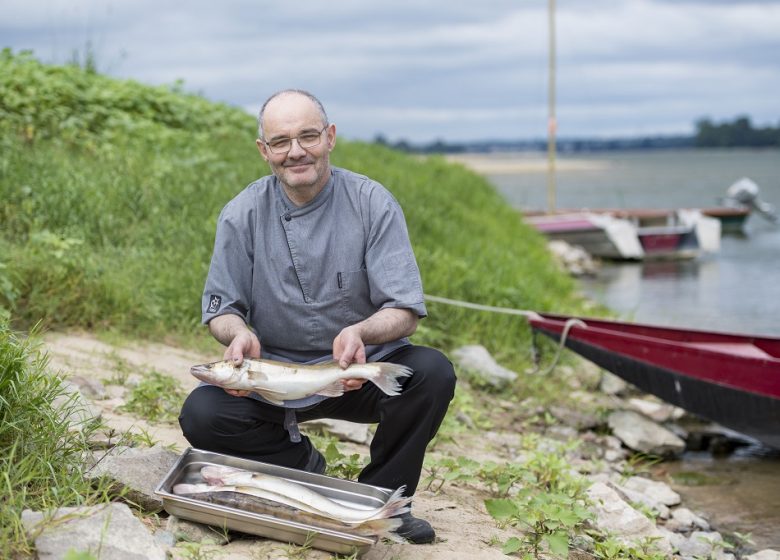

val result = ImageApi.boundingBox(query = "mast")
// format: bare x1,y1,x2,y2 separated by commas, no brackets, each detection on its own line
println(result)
547,0,557,212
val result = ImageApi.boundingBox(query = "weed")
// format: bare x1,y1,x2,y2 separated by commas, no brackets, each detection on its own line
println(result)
308,433,368,480
118,370,186,423
590,535,667,560
103,350,133,385
174,541,219,560
619,452,663,481
285,531,318,559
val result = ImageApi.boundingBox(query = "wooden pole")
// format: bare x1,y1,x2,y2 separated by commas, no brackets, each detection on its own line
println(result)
547,0,557,213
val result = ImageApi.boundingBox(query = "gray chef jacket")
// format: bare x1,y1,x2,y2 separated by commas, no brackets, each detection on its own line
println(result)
201,166,427,409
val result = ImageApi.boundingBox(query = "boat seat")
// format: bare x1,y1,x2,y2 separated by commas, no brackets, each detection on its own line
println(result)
682,342,777,361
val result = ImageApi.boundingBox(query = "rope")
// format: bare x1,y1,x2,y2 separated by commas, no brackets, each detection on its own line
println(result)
423,293,587,376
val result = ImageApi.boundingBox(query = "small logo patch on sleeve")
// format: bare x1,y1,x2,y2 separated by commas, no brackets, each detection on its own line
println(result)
207,295,222,313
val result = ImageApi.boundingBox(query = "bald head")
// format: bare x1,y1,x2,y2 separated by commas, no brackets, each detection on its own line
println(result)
257,89,328,139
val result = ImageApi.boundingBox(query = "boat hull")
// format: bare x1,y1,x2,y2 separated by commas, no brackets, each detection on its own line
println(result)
529,313,780,449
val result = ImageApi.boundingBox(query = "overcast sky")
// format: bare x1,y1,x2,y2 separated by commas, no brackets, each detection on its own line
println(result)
2,0,779,142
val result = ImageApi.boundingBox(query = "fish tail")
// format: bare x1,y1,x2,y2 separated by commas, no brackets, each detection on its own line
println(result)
360,517,406,542
363,485,412,522
369,363,413,396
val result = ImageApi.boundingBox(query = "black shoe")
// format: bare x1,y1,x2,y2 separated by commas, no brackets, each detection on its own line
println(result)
395,512,436,544
304,446,326,475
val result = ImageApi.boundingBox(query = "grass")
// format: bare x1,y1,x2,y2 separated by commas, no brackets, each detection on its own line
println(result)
1,49,588,367
0,321,115,557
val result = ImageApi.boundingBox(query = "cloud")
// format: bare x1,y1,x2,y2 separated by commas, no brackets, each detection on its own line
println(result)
1,0,778,141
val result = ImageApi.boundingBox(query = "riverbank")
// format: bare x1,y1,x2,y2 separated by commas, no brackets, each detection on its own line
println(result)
15,329,778,559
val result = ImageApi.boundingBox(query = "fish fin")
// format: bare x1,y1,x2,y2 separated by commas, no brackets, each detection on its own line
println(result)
253,388,288,406
368,363,414,396
316,380,346,398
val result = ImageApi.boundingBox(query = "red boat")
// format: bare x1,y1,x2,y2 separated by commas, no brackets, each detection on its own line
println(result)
528,312,780,449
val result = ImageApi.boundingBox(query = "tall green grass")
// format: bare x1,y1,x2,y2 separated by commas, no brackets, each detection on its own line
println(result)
0,321,113,557
0,50,587,367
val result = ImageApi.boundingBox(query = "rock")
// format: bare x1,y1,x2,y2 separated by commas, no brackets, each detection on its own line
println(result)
154,529,177,547
86,445,180,512
549,405,601,431
621,476,681,506
53,380,102,431
547,240,599,276
607,410,686,456
69,374,108,400
627,397,685,423
451,345,518,387
665,507,710,532
599,372,629,396
608,482,670,519
455,410,477,430
22,502,167,560
672,530,725,558
586,482,672,554
745,551,780,560
165,515,230,545
301,418,373,445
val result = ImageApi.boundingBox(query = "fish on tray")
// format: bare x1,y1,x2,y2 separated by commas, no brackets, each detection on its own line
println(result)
172,464,411,541
190,358,412,404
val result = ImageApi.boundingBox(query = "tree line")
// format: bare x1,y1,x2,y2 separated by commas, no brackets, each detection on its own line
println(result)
695,116,780,148
374,115,780,153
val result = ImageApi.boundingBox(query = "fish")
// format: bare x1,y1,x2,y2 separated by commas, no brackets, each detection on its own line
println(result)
172,484,404,542
190,358,412,405
198,465,411,525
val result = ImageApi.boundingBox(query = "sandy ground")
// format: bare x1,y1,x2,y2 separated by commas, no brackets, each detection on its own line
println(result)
444,152,611,174
41,331,530,559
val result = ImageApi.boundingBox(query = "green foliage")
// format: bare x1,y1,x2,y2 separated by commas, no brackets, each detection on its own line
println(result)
589,535,668,560
695,115,780,148
424,437,592,558
0,48,252,147
119,370,187,423
0,321,113,556
306,433,368,480
484,440,591,558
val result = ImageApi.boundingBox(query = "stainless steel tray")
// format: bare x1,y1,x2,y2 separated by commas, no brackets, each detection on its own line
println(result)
154,447,392,555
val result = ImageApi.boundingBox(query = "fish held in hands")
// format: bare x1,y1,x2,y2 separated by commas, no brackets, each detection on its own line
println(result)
190,358,412,405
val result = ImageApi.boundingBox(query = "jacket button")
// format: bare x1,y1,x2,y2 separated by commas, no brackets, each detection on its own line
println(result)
284,213,292,221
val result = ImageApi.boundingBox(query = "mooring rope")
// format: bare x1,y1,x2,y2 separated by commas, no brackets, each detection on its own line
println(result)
423,293,587,376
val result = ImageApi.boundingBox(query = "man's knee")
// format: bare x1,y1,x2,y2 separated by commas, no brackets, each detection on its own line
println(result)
179,386,231,445
407,346,457,401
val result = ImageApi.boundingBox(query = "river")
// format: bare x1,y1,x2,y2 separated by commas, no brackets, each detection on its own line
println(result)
463,148,780,550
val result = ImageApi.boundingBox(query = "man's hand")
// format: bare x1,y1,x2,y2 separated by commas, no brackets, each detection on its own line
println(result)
223,331,261,397
332,325,368,392
210,315,261,398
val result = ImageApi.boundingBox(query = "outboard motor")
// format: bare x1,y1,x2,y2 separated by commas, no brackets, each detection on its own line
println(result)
724,178,778,223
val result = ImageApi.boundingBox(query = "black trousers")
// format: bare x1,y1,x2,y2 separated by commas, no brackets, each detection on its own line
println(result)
179,345,456,496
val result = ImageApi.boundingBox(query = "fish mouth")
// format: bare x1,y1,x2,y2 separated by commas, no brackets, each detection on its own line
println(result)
190,364,212,381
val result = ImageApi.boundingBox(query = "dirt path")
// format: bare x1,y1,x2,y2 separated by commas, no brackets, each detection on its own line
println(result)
42,331,527,559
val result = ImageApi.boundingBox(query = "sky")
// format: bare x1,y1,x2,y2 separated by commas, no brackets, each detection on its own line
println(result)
2,0,779,143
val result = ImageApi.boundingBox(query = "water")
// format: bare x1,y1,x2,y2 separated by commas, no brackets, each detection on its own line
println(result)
479,148,780,549
485,148,780,336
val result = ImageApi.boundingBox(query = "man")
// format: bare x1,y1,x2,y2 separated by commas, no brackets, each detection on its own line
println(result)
179,89,456,544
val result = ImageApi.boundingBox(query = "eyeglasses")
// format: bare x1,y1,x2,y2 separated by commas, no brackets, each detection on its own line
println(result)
263,125,328,154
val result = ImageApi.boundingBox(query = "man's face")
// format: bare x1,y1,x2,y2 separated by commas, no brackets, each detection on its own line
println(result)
256,94,336,200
